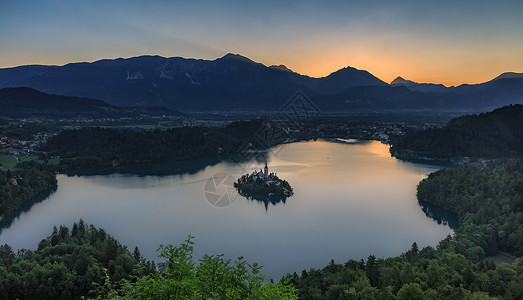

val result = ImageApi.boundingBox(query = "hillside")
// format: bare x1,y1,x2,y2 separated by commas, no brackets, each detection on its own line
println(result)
0,87,180,118
0,54,388,112
2,54,521,112
312,85,463,111
390,104,523,160
40,119,270,170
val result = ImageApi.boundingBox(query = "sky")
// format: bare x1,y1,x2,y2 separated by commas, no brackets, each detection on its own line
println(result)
1,0,522,86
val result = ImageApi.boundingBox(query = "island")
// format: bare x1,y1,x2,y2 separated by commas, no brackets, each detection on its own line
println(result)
234,162,293,197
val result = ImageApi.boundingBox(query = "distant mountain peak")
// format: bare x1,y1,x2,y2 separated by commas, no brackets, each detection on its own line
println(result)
329,66,358,75
492,72,523,81
390,76,417,85
325,66,380,80
219,53,257,64
269,65,294,73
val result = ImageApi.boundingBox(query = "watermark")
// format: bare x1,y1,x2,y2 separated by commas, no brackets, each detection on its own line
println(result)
203,90,320,208
253,119,294,157
232,142,268,173
280,90,320,128
203,173,238,208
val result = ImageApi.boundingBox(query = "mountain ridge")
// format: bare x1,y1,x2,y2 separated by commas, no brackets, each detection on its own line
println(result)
0,54,522,112
491,72,523,82
390,76,416,86
2,53,520,83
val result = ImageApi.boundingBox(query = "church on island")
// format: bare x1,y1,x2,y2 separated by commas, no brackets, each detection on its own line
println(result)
234,162,293,197
253,162,272,182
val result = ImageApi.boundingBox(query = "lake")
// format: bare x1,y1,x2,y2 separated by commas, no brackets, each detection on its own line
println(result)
0,140,456,279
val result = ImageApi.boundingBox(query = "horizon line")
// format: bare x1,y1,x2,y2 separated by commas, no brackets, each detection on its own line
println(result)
1,53,521,88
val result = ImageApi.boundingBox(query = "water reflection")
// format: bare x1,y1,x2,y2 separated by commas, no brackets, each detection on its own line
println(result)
238,191,289,212
325,138,364,145
0,187,57,234
62,153,271,177
418,200,459,229
0,140,456,280
63,157,222,177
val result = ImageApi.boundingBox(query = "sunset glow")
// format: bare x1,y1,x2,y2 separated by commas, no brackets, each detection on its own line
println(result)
1,0,522,86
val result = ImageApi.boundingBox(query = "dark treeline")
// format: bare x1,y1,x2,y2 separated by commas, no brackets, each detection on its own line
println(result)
41,119,270,170
0,220,155,300
417,158,523,257
390,104,523,160
0,166,56,220
287,242,523,299
0,225,297,300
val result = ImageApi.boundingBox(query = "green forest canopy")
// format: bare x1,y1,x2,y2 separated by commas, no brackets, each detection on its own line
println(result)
390,104,523,159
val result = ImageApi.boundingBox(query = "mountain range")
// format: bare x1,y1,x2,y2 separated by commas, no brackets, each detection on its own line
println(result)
0,53,522,113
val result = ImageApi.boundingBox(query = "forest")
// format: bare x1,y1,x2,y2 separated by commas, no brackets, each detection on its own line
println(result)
287,242,522,299
0,222,297,300
2,214,522,299
0,220,157,300
417,159,523,257
41,119,276,170
0,122,58,221
390,104,523,160
0,166,56,220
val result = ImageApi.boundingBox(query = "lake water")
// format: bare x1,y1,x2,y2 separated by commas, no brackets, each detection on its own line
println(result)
0,140,456,279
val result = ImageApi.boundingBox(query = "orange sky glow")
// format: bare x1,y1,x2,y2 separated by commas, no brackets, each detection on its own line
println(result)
1,1,522,87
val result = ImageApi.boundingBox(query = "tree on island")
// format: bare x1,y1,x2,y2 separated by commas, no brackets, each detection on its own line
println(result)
234,162,293,197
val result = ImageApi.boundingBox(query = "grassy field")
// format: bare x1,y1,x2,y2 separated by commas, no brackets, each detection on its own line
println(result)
0,154,43,170
19,155,39,163
0,153,60,171
0,154,18,170
46,158,60,165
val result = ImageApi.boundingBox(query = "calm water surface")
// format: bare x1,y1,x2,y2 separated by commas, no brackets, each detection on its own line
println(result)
0,140,455,279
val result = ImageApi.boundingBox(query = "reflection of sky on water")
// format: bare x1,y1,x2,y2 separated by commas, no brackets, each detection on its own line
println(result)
0,140,454,280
